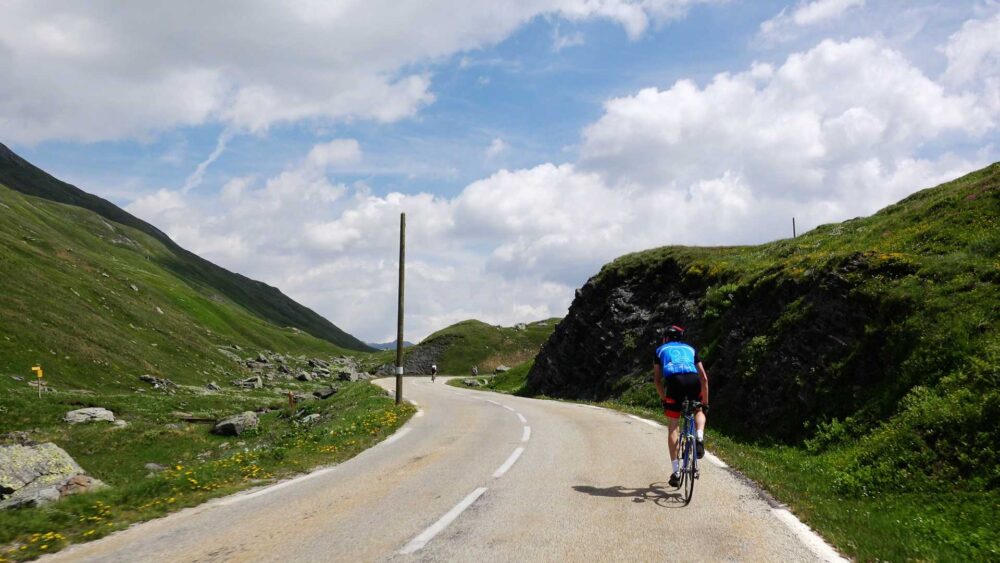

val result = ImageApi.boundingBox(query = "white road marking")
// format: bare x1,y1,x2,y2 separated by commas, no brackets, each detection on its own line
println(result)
493,447,525,478
582,404,603,410
381,427,412,446
628,414,661,428
485,399,501,406
400,487,489,554
214,466,338,506
516,413,527,424
415,410,424,418
704,452,727,468
409,399,420,407
521,426,531,442
214,424,416,507
771,508,849,562
502,405,516,412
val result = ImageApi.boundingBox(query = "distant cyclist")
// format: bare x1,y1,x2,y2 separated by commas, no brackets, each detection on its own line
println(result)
653,325,710,488
430,364,438,382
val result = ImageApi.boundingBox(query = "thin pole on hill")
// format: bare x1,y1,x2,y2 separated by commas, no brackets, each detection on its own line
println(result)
395,212,406,405
792,217,797,238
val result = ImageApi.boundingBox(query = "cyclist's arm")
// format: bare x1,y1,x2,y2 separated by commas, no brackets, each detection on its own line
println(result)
653,363,667,402
697,362,709,406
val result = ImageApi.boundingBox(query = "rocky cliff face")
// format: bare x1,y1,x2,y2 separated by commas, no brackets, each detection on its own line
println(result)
528,251,917,440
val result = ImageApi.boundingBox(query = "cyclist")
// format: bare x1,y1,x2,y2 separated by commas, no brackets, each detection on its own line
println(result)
430,364,438,381
653,325,710,488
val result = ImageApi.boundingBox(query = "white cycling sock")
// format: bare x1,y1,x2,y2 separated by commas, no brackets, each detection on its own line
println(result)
697,430,704,441
672,460,679,474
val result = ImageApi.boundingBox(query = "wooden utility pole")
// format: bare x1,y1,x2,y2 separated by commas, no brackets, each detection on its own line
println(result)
395,213,406,405
792,217,797,238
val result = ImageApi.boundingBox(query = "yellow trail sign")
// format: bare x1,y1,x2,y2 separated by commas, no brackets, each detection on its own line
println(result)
31,366,43,398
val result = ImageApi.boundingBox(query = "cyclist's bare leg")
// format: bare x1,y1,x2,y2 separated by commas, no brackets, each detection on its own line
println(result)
667,417,680,462
695,410,706,434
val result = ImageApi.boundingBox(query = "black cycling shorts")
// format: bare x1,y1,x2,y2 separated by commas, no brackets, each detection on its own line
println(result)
663,372,702,419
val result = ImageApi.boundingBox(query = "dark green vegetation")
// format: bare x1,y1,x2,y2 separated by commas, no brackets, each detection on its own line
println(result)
0,380,413,561
527,163,1000,560
401,318,558,375
0,142,372,352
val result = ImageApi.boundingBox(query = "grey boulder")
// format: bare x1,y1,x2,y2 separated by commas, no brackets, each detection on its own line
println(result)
231,376,263,389
337,369,359,382
211,411,259,436
64,407,116,424
313,387,339,400
139,374,176,388
0,443,104,509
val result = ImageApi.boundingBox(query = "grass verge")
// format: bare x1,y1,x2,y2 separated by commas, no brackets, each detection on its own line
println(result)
0,380,414,562
447,360,533,394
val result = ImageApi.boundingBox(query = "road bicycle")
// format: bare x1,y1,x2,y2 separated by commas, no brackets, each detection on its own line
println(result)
676,399,702,505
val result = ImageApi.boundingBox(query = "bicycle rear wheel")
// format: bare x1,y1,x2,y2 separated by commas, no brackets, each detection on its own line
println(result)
682,434,695,505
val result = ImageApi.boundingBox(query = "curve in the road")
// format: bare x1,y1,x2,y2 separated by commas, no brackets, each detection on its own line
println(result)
43,377,847,563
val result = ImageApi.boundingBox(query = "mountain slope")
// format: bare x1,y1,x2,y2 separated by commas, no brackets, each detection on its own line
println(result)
528,163,999,491
388,318,560,375
0,143,372,352
0,182,361,389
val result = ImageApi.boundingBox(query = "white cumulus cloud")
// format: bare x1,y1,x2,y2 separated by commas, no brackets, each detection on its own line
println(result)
0,0,711,145
123,34,996,343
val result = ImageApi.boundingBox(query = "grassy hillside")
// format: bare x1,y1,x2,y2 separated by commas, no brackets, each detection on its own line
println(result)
0,183,354,390
0,143,372,352
527,163,999,560
405,318,559,375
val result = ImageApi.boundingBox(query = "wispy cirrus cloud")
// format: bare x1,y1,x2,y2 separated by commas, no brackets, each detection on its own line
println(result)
760,0,866,42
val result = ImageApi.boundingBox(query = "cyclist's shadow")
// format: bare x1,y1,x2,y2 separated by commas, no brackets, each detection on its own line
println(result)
571,483,684,507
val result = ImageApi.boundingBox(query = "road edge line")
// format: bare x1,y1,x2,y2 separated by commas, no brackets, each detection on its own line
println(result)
771,508,849,562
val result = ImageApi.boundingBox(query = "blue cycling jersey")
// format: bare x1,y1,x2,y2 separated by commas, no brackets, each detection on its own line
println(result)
655,341,700,375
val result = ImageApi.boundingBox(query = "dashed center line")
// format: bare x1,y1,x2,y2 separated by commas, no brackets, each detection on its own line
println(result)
399,487,489,555
493,447,525,478
398,392,531,554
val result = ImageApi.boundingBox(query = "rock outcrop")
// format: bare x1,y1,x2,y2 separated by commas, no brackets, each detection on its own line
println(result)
0,443,105,509
375,335,460,376
527,250,919,440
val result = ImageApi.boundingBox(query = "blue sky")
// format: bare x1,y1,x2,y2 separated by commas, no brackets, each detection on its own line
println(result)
2,0,998,341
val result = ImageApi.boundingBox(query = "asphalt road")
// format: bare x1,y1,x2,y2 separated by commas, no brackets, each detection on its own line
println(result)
46,378,842,562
